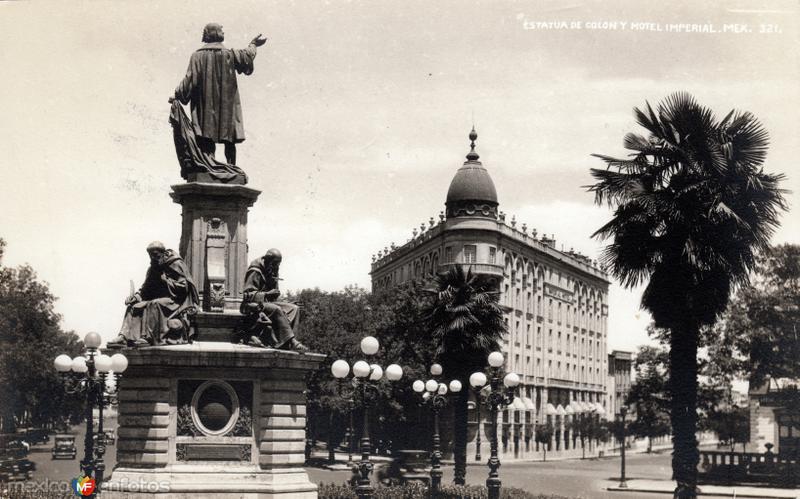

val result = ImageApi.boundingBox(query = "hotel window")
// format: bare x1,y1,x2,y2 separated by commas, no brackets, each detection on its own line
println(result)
444,246,453,263
464,245,477,263
488,246,497,264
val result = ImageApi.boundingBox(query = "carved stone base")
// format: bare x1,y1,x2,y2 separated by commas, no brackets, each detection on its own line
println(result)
102,342,324,498
192,311,242,343
102,468,317,498
170,182,261,313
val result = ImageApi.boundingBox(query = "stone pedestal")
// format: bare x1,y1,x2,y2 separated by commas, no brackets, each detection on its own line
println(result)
102,342,325,498
170,183,261,313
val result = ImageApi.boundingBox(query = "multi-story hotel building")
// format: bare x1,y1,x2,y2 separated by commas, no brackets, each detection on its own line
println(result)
370,130,612,438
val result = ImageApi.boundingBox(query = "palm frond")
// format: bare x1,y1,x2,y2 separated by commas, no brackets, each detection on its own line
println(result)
589,92,787,328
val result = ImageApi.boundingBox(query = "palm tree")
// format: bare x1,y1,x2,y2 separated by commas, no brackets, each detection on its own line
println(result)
425,265,506,485
588,92,786,498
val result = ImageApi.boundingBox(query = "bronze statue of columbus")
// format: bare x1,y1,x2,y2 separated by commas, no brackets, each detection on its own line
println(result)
170,23,267,166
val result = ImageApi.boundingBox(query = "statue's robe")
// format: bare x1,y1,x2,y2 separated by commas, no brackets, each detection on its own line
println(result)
174,42,257,144
119,250,200,345
239,258,298,347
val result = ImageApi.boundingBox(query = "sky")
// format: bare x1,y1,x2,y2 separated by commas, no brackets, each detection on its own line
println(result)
1,0,798,353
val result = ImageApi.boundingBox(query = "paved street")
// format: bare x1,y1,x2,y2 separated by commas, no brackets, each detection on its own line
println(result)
308,450,678,498
18,426,677,498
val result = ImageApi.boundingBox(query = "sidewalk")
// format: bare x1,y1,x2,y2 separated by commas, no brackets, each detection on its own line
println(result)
606,479,800,498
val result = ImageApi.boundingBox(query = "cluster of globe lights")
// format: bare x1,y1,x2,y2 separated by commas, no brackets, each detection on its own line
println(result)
470,351,520,391
52,332,129,376
412,363,463,398
330,336,403,382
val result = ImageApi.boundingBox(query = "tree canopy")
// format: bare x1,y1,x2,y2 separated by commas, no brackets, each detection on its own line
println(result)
714,244,800,387
291,282,438,453
0,238,85,432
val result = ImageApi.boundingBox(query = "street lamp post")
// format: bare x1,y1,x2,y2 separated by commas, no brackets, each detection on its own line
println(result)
412,364,463,494
474,384,483,462
470,351,520,499
331,336,403,499
53,332,128,497
619,406,628,489
337,379,356,464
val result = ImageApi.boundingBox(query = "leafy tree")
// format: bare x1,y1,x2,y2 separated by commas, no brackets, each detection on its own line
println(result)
571,414,603,459
588,93,786,498
627,334,732,452
0,238,85,432
368,280,439,451
291,286,375,461
716,244,800,387
604,416,630,454
534,421,554,462
707,406,749,453
425,266,506,484
626,344,671,452
294,282,438,460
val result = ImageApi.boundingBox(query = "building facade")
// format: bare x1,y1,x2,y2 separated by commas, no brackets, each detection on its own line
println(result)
607,350,633,418
749,378,800,455
370,130,613,458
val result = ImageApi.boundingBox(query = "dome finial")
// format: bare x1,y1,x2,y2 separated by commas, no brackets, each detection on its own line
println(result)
466,127,479,161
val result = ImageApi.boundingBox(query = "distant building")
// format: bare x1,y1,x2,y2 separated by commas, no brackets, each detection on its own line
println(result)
606,350,633,419
607,350,633,418
748,378,800,454
370,129,613,458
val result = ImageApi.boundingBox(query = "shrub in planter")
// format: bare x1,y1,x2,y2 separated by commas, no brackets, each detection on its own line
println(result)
318,482,573,499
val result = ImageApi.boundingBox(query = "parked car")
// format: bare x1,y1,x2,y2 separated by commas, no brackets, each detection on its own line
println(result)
0,457,36,482
4,440,29,459
104,430,115,445
23,428,50,446
51,435,77,460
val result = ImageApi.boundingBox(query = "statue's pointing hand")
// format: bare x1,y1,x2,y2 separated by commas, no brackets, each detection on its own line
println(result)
252,34,267,47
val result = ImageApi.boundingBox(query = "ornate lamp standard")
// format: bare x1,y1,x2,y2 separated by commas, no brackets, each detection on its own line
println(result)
331,336,403,499
618,406,628,488
412,363,463,494
469,351,520,499
53,332,128,497
470,374,486,462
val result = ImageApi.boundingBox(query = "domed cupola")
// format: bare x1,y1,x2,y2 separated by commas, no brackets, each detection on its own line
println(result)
445,128,499,219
